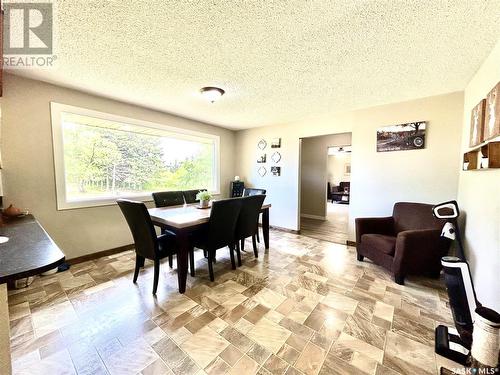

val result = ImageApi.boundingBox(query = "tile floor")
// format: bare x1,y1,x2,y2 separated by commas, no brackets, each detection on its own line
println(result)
7,229,461,374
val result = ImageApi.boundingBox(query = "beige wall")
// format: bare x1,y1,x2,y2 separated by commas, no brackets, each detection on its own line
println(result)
235,92,464,239
457,40,500,311
1,74,236,259
328,154,351,186
300,133,351,218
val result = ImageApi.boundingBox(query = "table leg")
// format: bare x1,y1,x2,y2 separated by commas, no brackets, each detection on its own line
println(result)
262,208,270,250
176,230,189,294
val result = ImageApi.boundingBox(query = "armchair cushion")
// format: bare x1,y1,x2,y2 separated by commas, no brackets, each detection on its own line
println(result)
355,216,394,244
361,234,396,255
393,228,448,276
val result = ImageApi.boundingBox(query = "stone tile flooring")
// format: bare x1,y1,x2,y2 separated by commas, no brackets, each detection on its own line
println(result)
7,230,461,374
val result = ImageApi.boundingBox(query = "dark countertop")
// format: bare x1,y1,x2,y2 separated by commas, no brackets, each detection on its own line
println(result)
0,215,65,283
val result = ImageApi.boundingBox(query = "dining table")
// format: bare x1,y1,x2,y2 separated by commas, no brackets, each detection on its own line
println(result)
148,202,271,293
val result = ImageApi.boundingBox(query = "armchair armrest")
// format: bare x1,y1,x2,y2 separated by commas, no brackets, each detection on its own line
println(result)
355,216,394,244
393,229,450,278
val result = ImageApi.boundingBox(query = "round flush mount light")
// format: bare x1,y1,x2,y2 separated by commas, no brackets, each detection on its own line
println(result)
200,87,225,103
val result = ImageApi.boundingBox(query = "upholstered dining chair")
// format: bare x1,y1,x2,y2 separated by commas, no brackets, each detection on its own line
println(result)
243,188,267,196
235,195,266,262
152,191,185,207
152,191,185,267
242,188,266,244
190,198,242,281
117,199,191,295
183,189,207,204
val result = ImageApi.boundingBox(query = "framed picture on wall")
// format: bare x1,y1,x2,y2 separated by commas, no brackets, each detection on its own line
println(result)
484,82,500,141
470,99,486,147
344,163,351,175
376,121,426,152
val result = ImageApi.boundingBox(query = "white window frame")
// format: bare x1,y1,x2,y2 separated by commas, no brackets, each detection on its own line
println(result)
50,102,221,210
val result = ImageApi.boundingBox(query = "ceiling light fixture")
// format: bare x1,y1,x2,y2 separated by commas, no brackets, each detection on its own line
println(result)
200,87,225,103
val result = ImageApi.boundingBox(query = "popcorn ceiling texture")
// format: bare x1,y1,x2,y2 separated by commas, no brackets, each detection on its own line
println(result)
12,0,500,129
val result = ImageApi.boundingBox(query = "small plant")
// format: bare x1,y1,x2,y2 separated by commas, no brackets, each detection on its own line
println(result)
196,191,212,202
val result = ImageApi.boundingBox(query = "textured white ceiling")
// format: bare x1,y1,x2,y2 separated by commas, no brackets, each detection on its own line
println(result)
10,0,500,130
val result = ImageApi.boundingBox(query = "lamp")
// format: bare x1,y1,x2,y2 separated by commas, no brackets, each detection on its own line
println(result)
200,87,225,103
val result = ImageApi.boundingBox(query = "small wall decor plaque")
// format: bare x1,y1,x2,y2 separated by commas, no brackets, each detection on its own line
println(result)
484,82,500,141
258,166,267,177
258,139,267,150
271,138,281,148
271,166,281,176
470,100,486,147
257,153,266,163
376,121,426,152
271,151,281,163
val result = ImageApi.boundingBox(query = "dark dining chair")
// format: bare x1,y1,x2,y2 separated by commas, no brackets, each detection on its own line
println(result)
190,198,242,281
117,199,189,295
235,195,266,263
152,191,185,207
152,191,185,267
183,189,207,204
242,188,266,245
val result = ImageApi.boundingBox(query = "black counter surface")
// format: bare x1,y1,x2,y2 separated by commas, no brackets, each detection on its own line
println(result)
0,215,65,283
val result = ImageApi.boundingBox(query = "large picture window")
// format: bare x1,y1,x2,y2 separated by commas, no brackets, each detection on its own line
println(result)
51,103,220,209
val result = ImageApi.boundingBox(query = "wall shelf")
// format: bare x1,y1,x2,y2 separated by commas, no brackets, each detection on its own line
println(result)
462,141,500,170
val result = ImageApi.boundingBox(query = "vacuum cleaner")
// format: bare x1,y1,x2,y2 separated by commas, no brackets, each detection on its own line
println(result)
433,200,499,368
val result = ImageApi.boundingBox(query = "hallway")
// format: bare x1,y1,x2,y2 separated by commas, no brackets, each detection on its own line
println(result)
300,202,349,244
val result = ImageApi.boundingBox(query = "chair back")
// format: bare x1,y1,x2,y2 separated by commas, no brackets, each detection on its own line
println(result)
243,188,266,196
235,195,266,240
117,199,158,259
152,191,185,207
206,198,242,250
393,202,446,233
183,189,207,204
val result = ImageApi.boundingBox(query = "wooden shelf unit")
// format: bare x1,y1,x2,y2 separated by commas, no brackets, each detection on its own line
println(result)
463,141,500,170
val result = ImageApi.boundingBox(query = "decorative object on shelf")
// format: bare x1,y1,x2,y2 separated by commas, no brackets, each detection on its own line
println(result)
271,151,281,163
484,81,500,141
258,166,267,177
462,141,500,170
257,153,266,163
377,121,426,152
271,138,281,148
2,204,23,218
196,191,212,208
258,139,267,150
271,166,281,176
470,99,486,147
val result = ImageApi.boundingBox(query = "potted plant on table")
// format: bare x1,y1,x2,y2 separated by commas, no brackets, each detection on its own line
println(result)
196,191,212,208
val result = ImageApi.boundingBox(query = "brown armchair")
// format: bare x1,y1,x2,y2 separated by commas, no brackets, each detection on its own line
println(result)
355,202,451,284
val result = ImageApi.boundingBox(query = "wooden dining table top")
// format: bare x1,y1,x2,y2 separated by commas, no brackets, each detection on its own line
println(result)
148,202,271,229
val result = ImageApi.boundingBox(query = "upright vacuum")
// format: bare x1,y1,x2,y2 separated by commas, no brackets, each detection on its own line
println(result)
433,200,499,369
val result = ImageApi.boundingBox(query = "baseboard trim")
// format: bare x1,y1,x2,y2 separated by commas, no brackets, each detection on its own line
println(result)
67,244,134,265
300,214,327,220
270,225,300,234
346,240,356,247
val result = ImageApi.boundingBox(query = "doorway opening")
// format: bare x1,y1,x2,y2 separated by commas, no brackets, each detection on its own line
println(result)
299,133,352,244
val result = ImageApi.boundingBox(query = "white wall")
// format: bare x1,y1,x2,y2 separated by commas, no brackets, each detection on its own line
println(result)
457,40,500,311
1,74,236,259
300,133,351,218
328,154,351,186
235,92,464,240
